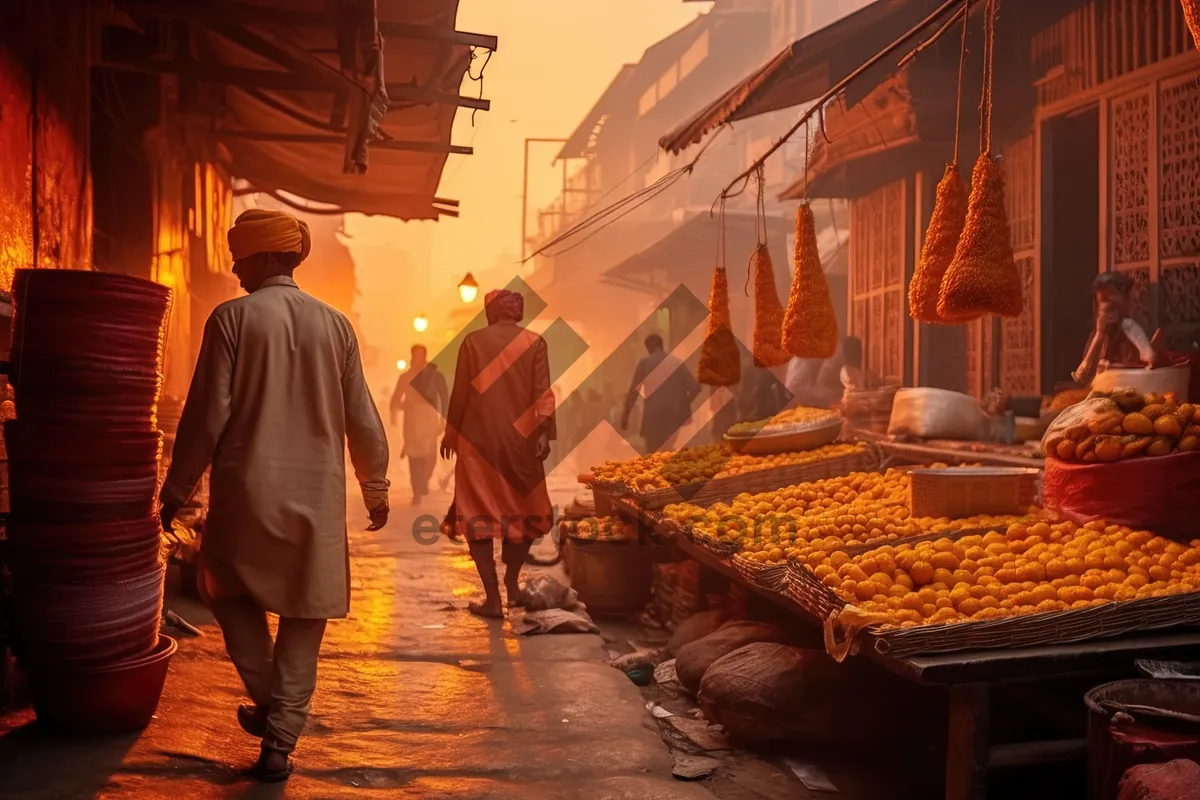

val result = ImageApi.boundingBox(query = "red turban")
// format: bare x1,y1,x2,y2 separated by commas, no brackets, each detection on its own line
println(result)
484,289,524,324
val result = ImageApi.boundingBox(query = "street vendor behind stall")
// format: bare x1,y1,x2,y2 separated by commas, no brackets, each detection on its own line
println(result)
1072,272,1158,384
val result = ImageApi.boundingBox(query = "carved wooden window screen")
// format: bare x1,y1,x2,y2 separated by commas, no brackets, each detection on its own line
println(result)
1105,69,1200,349
999,134,1039,396
849,179,906,387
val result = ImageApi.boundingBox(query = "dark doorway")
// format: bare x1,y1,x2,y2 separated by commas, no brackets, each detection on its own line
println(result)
1041,106,1100,392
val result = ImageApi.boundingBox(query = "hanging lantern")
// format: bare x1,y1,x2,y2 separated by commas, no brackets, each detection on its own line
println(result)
750,244,790,367
413,314,430,333
782,204,838,359
697,266,741,386
458,272,479,304
909,164,968,323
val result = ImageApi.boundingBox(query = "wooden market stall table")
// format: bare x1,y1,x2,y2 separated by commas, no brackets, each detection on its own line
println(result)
600,488,1200,800
858,432,1045,470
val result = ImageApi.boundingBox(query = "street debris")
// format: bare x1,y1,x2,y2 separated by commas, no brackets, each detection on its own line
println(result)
784,758,839,792
672,754,721,781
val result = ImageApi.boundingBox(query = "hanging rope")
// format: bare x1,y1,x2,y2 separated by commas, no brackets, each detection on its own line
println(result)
716,193,727,274
745,165,768,296
953,0,971,166
979,0,997,155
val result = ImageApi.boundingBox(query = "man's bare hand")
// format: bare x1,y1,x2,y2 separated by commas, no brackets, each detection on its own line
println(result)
535,431,551,461
440,437,455,460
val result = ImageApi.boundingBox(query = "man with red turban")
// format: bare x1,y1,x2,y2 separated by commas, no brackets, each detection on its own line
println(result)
440,288,556,617
161,208,390,781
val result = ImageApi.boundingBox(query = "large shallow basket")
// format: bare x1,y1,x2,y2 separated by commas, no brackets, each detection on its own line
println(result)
860,590,1200,659
723,417,843,455
625,443,883,510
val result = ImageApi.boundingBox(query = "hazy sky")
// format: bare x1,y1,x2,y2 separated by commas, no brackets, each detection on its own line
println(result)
346,0,707,300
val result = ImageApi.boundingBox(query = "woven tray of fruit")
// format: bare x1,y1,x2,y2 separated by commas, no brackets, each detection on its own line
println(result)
659,468,1040,572
589,441,881,511
799,519,1200,660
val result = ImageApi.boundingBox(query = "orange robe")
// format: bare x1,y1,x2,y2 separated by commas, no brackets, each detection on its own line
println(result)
445,320,556,542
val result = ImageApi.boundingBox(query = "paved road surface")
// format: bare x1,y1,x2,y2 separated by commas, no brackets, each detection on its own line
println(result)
0,473,716,800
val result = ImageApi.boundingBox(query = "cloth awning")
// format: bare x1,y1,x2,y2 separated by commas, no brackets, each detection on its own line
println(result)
658,0,951,155
106,0,493,220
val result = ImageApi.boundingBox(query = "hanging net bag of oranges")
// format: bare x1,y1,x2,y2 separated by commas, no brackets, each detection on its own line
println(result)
936,0,1024,322
698,199,742,386
1184,0,1200,49
908,0,971,324
782,202,839,359
748,167,789,368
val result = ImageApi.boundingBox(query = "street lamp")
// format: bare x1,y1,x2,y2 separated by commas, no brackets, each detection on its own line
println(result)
396,359,408,371
458,272,479,304
413,314,429,333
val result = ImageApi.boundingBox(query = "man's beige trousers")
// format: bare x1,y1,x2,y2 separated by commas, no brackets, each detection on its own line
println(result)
211,595,327,753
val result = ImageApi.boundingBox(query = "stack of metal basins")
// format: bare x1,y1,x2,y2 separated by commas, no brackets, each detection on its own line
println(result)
5,269,178,733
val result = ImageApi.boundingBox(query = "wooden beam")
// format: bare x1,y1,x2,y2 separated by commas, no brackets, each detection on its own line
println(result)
113,0,496,51
209,129,472,155
99,57,489,110
99,57,331,91
387,84,490,112
377,21,497,51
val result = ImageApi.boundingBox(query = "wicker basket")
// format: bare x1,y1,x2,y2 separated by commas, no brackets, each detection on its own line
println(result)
787,559,845,619
732,553,789,593
692,531,743,558
862,589,1200,658
909,467,1040,519
626,443,883,510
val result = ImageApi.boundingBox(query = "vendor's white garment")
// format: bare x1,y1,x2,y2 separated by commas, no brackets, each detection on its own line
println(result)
162,275,389,619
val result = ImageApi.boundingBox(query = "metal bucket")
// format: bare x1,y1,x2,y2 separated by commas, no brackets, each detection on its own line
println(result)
1084,679,1200,800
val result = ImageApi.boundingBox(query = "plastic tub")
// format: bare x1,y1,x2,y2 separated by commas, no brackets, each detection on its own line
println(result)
1084,679,1200,800
1092,362,1191,402
30,634,177,734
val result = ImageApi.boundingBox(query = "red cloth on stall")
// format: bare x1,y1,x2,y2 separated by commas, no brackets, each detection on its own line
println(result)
1043,451,1200,541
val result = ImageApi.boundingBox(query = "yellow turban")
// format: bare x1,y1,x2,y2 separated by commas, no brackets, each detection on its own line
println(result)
227,208,312,263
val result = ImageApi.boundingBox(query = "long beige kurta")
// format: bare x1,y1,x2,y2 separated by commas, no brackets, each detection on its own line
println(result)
162,276,389,619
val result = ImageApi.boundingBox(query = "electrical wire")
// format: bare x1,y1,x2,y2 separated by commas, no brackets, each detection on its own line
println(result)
525,0,962,263
524,124,728,263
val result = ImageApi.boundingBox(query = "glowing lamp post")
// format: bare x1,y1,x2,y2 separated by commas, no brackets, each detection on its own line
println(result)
458,272,479,304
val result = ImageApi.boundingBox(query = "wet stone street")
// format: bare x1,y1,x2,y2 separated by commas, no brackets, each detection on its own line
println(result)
0,477,716,800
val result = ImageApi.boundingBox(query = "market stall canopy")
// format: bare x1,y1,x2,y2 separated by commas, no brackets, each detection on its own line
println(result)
102,0,493,220
658,0,954,155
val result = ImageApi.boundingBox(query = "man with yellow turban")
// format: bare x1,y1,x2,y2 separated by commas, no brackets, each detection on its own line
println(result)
160,208,390,781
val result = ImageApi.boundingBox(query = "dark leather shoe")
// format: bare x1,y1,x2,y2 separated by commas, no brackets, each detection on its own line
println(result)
249,746,293,783
237,704,268,738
